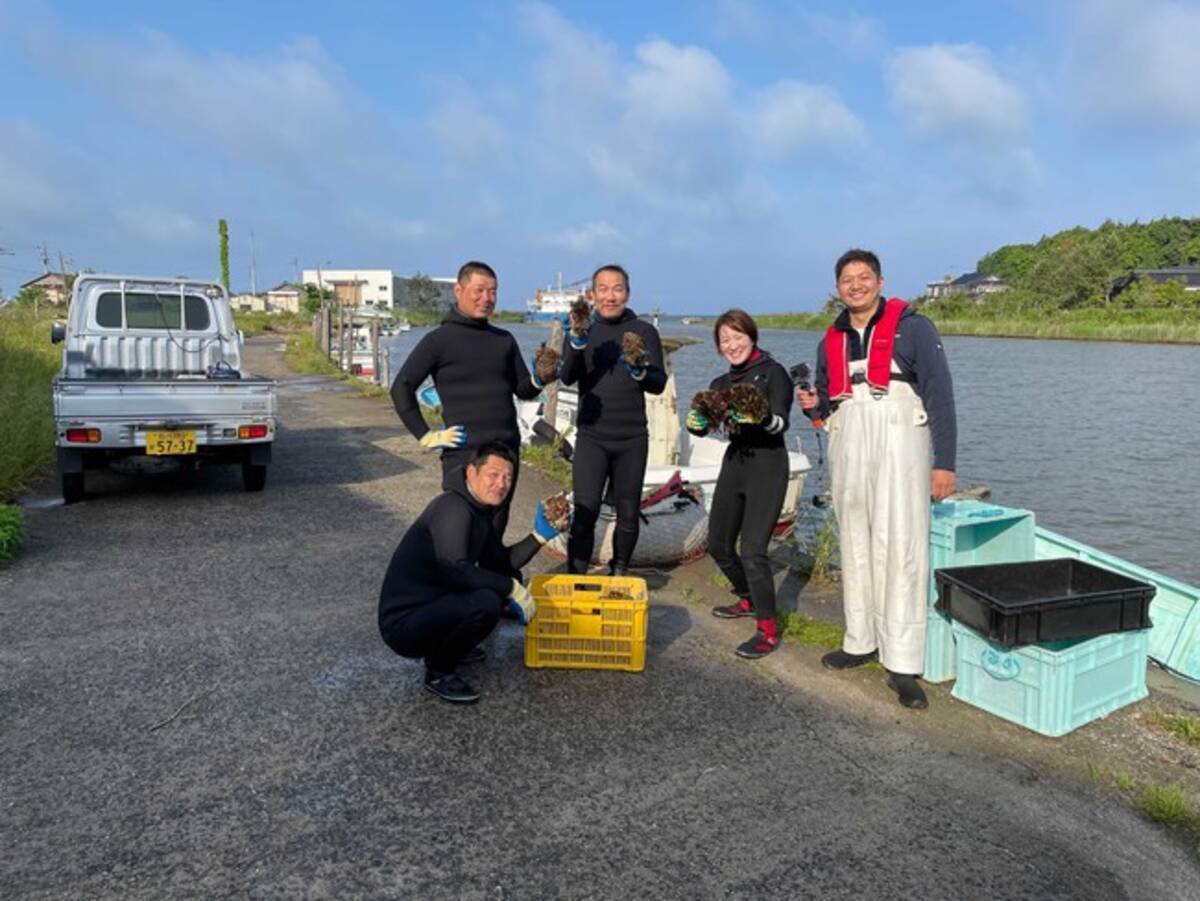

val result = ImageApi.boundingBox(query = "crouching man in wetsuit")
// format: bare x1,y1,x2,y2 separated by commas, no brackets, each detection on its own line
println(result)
797,249,957,710
377,442,562,704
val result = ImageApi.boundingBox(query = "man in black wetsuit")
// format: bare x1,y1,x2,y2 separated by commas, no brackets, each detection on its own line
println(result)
377,442,563,704
390,261,548,537
559,264,666,574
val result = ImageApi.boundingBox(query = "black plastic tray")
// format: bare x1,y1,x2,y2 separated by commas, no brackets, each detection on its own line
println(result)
934,558,1155,647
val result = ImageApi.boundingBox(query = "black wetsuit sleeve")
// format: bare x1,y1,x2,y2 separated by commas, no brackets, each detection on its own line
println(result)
638,327,667,395
804,339,833,422
559,332,585,386
511,336,543,400
430,500,513,596
767,363,792,431
909,316,957,472
479,532,544,580
391,332,438,440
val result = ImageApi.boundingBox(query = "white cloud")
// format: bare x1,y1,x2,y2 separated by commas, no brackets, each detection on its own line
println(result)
747,80,864,158
887,44,1028,142
519,3,863,217
626,40,731,123
426,78,509,163
115,205,206,248
1066,0,1200,129
20,26,403,189
0,121,80,221
803,10,885,56
541,221,623,254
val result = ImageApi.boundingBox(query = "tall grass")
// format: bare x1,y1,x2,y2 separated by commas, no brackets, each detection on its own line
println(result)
0,305,61,502
233,310,310,337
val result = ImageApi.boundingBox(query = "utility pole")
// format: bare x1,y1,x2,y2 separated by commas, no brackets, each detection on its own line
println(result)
40,242,50,273
249,229,258,297
58,251,70,310
292,257,301,286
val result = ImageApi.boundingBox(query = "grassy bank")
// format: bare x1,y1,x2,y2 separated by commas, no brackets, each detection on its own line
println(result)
755,307,1200,344
926,309,1200,344
284,332,390,398
0,306,60,503
233,311,311,337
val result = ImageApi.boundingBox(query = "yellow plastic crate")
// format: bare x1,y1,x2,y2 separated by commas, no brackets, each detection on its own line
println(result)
525,574,649,672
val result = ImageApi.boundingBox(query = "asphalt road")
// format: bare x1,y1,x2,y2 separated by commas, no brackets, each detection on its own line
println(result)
2,339,1197,900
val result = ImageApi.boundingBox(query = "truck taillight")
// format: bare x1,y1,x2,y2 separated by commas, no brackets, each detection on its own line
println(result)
65,428,101,443
238,424,269,439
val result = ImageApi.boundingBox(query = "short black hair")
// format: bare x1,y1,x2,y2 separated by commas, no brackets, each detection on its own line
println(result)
712,308,758,349
592,264,630,292
457,260,497,285
468,440,516,469
835,249,882,280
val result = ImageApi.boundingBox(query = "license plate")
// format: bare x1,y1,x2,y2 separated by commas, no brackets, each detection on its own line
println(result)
145,430,197,455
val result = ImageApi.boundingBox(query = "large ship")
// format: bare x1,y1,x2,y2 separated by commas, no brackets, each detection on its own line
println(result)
525,273,589,322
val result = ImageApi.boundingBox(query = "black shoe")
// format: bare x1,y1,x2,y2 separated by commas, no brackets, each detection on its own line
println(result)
821,649,878,670
712,598,755,619
423,671,480,704
735,631,780,659
460,646,486,665
609,563,629,576
887,673,928,710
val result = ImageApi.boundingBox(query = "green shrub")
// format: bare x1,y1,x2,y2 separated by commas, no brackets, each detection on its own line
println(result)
0,503,24,565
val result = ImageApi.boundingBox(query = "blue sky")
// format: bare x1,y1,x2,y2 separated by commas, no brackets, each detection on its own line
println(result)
1,0,1198,312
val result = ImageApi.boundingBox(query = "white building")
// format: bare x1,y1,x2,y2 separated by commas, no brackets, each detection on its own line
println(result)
300,268,458,311
301,269,402,310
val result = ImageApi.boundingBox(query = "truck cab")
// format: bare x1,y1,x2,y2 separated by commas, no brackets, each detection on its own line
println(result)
52,275,277,502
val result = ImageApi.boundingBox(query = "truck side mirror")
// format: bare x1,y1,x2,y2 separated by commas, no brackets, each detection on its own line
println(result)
51,322,66,344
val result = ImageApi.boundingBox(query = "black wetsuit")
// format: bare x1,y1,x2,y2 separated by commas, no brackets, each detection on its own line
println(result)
690,350,793,618
390,307,542,536
378,483,541,674
559,308,666,572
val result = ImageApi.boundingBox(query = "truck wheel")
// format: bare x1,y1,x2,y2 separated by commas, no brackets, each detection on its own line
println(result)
62,472,85,504
242,462,267,492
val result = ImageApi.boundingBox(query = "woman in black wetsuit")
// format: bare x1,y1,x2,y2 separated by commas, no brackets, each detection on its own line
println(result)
687,309,793,658
559,265,667,574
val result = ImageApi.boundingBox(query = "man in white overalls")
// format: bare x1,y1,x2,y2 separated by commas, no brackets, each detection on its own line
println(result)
798,249,957,709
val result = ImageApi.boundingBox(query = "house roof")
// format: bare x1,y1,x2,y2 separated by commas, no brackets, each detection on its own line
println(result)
20,272,71,289
950,272,1006,287
267,282,302,293
1112,267,1200,292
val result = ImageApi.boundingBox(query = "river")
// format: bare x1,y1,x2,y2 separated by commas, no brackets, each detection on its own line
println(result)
387,316,1200,585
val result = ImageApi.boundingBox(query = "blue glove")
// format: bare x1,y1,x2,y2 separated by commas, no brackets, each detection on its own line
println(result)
418,424,467,451
533,501,559,543
568,320,590,350
626,362,646,381
506,578,536,625
530,354,545,389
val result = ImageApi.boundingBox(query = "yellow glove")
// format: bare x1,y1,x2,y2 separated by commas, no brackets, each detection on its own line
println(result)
506,579,537,625
418,424,467,451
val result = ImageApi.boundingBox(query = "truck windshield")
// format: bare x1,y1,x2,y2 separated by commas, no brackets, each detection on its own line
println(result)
96,292,212,331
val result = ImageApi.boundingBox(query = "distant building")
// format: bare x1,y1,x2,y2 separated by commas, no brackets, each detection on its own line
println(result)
265,282,302,314
20,272,73,305
1110,267,1200,298
231,292,267,313
299,268,457,312
925,272,1009,301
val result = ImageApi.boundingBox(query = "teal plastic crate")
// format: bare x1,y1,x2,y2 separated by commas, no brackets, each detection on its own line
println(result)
950,621,1149,737
1035,527,1200,682
924,501,1037,682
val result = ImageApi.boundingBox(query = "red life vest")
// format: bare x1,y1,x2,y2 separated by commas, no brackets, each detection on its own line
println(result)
825,298,907,400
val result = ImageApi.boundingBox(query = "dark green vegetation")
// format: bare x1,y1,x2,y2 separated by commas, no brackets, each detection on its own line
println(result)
760,217,1200,343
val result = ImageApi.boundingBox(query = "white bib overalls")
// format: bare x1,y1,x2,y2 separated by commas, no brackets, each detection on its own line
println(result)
827,358,932,674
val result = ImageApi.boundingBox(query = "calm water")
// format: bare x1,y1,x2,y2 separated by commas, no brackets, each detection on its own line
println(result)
386,317,1200,585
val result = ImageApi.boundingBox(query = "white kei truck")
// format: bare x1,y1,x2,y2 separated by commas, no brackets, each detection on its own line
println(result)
51,274,277,502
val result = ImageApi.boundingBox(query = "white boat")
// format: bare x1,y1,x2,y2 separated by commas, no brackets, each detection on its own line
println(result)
525,274,589,322
517,378,811,536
